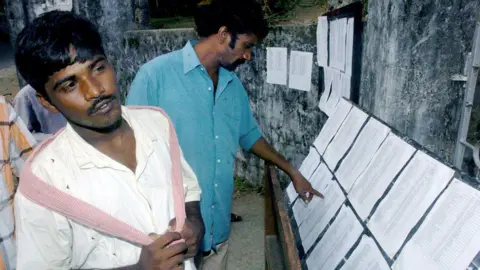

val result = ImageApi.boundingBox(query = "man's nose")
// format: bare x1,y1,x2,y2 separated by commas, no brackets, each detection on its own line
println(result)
243,49,252,61
83,77,104,100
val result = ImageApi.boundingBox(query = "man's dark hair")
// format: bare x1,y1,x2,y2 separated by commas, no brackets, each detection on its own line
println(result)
194,0,269,45
15,10,105,98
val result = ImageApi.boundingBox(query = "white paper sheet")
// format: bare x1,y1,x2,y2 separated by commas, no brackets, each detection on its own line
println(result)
306,205,363,270
293,163,333,226
266,47,288,85
393,179,480,270
287,148,321,202
348,134,416,220
341,235,390,270
299,147,321,180
329,20,337,70
345,18,355,76
368,151,455,258
314,98,352,154
324,68,343,116
319,67,334,113
341,72,352,99
289,51,313,91
330,18,348,72
317,16,329,67
336,118,391,192
299,178,346,252
323,106,368,170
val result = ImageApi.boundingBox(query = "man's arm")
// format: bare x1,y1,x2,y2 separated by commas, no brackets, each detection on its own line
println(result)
250,137,323,202
236,86,323,203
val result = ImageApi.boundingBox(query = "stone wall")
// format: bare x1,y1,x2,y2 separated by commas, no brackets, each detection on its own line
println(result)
359,0,479,163
4,0,149,81
119,25,326,185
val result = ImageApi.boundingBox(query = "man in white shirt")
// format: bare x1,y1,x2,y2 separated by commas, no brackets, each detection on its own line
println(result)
13,10,204,270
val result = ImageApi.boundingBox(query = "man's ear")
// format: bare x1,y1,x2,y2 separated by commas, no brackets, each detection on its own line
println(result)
36,93,59,114
217,26,230,45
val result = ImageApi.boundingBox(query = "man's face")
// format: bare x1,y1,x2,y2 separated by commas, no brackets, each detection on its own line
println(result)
218,33,258,71
43,53,122,131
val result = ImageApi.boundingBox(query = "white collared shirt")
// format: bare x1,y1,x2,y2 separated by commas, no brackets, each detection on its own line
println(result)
14,106,201,269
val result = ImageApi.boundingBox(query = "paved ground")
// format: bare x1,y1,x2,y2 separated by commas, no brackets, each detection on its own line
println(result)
228,193,265,270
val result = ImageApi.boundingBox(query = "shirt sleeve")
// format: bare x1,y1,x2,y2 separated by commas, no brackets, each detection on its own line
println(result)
238,87,262,151
126,66,157,106
7,103,36,177
180,149,201,202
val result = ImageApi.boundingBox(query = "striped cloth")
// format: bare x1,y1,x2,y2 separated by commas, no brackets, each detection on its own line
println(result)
0,96,36,270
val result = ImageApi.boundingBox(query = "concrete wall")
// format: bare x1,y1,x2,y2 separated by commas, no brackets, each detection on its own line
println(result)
4,0,149,78
359,0,479,163
119,25,326,185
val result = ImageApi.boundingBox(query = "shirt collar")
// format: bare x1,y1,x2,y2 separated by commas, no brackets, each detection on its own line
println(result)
182,40,202,74
66,106,155,170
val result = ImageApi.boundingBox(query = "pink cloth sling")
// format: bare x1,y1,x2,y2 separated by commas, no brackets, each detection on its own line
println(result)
17,106,186,246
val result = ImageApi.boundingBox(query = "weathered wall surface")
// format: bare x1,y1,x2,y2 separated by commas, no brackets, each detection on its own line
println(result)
119,25,326,185
360,0,479,163
4,0,149,79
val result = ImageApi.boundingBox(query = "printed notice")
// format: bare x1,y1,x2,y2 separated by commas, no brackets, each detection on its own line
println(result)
368,151,455,258
293,163,333,227
299,177,346,252
323,106,368,170
319,67,334,114
348,134,416,220
324,68,343,116
345,18,355,75
314,98,353,154
393,179,480,270
266,47,288,85
306,205,363,270
289,51,314,91
286,147,321,202
317,16,329,67
329,18,347,72
341,235,390,270
336,118,390,192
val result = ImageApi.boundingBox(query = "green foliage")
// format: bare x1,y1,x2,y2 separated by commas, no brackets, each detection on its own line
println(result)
234,177,264,197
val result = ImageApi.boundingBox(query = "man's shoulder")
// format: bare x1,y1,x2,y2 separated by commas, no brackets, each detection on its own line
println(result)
141,49,183,73
29,130,70,175
126,106,171,132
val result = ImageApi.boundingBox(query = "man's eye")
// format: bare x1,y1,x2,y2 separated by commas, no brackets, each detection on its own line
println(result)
94,65,105,72
62,81,76,91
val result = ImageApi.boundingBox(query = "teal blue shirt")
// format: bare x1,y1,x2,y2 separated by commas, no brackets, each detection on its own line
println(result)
126,41,262,251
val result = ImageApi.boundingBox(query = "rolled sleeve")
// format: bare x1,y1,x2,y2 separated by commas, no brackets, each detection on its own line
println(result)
181,153,201,202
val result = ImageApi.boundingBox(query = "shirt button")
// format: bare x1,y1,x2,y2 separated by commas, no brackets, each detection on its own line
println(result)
208,87,212,91
215,135,219,139
215,184,218,187
201,67,204,71
217,159,221,163
212,205,215,209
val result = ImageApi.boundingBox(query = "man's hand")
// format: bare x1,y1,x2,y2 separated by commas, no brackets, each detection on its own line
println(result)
136,232,188,270
169,218,203,259
291,171,324,203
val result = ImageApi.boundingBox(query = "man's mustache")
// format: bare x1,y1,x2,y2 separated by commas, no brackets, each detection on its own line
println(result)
87,95,116,115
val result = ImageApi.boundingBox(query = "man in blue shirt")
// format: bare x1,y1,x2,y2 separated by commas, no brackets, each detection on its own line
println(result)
127,0,323,268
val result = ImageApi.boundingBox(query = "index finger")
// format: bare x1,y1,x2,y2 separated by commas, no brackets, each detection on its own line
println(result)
310,188,324,199
150,231,183,249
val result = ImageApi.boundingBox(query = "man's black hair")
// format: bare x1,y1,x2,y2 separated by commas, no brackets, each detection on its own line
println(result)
15,10,106,98
194,0,269,46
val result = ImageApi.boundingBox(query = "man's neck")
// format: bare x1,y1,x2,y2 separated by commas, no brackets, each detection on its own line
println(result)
194,39,220,78
70,119,128,147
